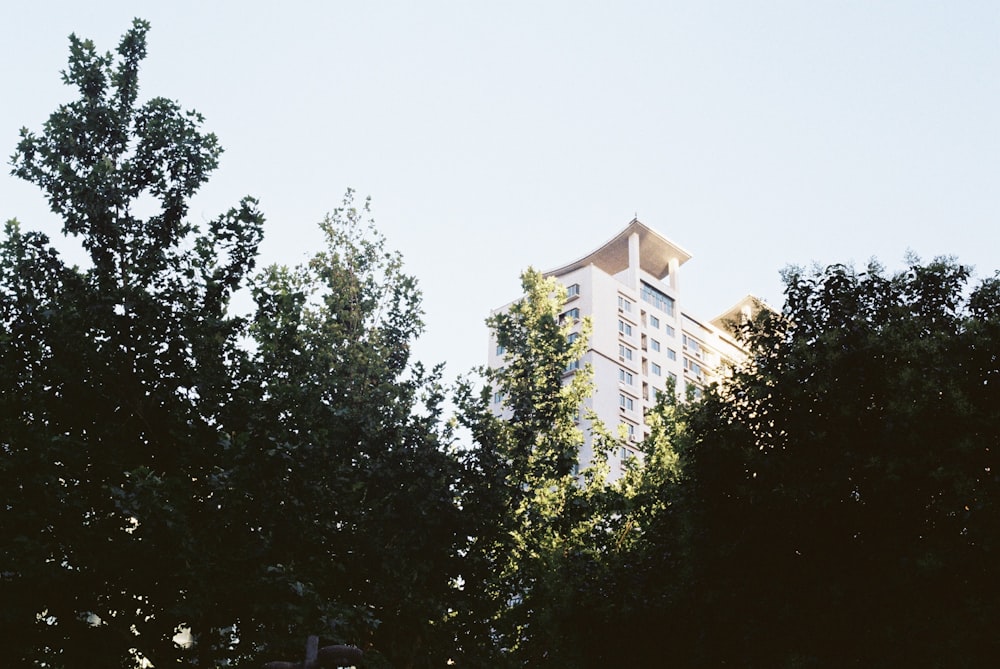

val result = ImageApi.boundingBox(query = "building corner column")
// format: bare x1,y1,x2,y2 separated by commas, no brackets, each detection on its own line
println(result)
628,232,640,292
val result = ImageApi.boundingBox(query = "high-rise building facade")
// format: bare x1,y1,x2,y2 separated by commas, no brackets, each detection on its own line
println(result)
488,218,758,478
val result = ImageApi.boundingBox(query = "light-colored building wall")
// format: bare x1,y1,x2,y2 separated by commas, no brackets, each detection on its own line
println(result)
489,218,758,480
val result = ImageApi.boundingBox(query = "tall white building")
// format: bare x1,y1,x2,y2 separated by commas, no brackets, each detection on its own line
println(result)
488,218,758,478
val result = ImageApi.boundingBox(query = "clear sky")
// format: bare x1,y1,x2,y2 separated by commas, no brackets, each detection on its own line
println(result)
3,1,998,382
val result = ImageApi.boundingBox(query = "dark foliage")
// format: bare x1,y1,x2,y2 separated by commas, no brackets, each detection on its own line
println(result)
1,21,462,667
675,259,1000,667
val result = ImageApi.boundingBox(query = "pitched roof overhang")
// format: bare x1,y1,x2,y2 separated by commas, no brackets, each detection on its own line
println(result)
544,218,693,280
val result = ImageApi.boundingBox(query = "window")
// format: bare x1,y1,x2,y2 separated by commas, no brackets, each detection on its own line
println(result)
566,283,580,298
619,344,633,361
627,423,637,440
668,371,678,384
568,332,579,344
665,324,676,338
619,394,634,411
650,315,660,329
493,392,502,404
620,445,640,462
651,339,661,352
667,348,677,361
563,307,580,322
618,368,634,385
640,281,675,316
684,357,703,379
651,362,662,376
565,360,580,372
496,344,505,356
618,320,633,337
618,295,633,313
683,334,702,356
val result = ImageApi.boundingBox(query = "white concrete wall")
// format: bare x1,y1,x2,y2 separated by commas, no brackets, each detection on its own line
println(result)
488,224,749,481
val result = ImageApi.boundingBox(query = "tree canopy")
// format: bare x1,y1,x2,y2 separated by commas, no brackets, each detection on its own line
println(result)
671,259,1000,667
1,20,462,668
2,18,264,667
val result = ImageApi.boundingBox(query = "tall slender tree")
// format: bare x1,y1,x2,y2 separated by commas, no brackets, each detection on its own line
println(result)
454,269,682,667
231,193,465,668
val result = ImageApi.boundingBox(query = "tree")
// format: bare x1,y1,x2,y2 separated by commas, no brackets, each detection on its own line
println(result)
454,269,683,668
1,21,463,667
678,259,1000,667
590,385,699,668
452,269,591,666
229,194,465,668
1,18,263,667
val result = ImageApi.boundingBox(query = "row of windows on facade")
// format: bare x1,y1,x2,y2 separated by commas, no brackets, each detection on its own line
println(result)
622,290,678,331
491,366,697,406
493,377,698,407
619,365,678,386
564,279,674,321
561,283,678,337
619,340,675,360
619,345,672,375
559,303,685,369
619,282,677,319
494,281,700,376
560,316,704,383
547,325,683,371
618,317,676,339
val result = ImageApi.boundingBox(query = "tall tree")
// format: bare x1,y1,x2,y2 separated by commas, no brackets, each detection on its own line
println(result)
1,18,264,667
1,21,463,668
453,270,590,666
230,193,464,668
454,269,672,668
679,259,1000,667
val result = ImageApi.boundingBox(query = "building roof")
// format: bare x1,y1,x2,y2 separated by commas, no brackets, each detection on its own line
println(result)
544,218,693,280
709,294,771,333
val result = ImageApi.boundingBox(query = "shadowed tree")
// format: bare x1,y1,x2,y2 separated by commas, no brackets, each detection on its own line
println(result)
678,259,1000,667
231,193,465,668
1,18,264,667
1,21,464,668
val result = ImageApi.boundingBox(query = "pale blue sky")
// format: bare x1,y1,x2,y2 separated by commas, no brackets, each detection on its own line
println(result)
3,1,998,380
